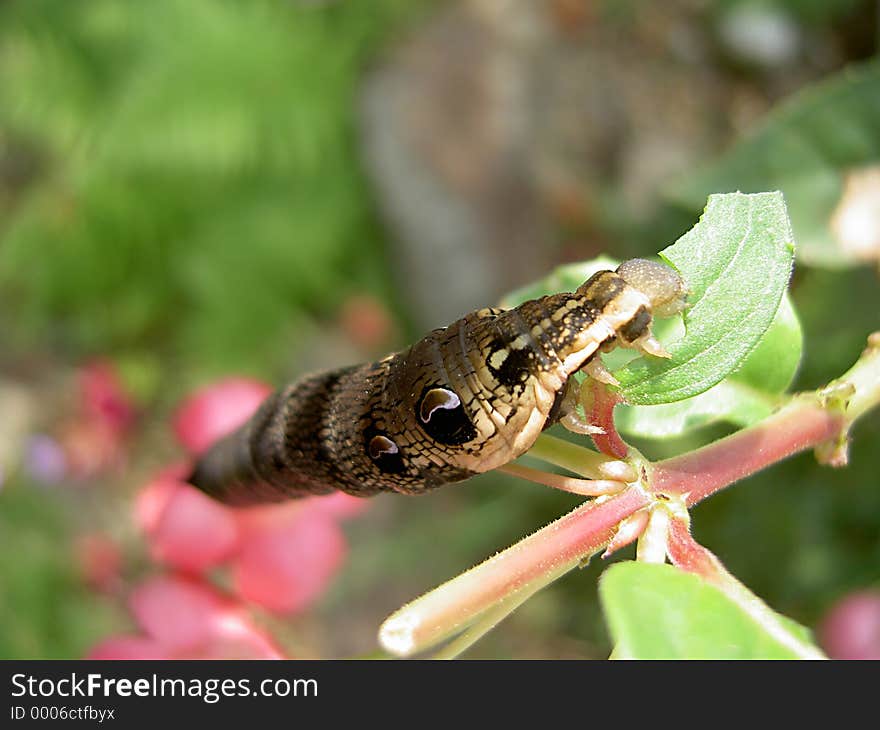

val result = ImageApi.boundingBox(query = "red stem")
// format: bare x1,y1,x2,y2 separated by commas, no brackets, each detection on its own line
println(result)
380,486,651,655
447,486,650,603
650,400,845,506
587,380,629,459
666,516,722,577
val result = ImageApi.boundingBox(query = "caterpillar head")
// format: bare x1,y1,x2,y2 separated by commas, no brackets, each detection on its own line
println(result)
616,258,689,317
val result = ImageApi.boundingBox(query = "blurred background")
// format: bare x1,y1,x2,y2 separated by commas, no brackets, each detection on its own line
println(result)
1,0,879,659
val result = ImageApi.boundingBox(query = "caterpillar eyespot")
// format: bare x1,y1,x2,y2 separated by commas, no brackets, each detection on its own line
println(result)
368,434,399,460
419,387,461,424
189,259,688,505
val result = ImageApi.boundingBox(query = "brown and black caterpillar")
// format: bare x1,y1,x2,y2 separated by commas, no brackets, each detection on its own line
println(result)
190,259,687,505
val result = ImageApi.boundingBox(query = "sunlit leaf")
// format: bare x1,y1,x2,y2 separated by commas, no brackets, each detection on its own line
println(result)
599,562,820,659
616,292,802,438
498,194,800,433
615,191,795,405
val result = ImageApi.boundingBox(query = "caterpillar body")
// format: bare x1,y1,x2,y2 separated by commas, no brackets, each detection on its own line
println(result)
190,259,687,505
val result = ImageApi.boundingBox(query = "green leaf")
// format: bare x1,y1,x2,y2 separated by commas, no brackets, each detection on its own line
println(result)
0,0,420,374
599,562,821,659
667,59,880,268
614,380,776,439
614,191,795,405
498,194,798,419
615,292,802,438
727,291,802,392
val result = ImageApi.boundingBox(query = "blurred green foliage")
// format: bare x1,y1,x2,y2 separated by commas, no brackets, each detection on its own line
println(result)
669,59,880,268
0,0,421,379
0,488,124,658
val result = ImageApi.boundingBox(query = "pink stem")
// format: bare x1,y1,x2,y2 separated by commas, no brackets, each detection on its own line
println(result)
665,516,826,657
499,463,626,496
380,486,649,655
650,400,845,506
666,516,723,578
602,508,650,558
586,380,629,459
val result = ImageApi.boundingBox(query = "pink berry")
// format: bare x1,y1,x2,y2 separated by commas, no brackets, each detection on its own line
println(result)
820,590,880,660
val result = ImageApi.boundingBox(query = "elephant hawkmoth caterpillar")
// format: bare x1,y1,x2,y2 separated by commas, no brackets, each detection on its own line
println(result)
190,259,687,505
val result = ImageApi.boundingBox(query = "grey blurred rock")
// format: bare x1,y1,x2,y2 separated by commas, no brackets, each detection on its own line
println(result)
358,0,835,328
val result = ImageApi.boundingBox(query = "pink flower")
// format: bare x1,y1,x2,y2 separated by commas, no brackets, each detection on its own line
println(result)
172,377,272,456
88,575,283,659
134,464,189,535
819,590,880,660
89,376,372,658
232,504,347,614
135,471,355,614
136,467,239,574
37,360,138,482
74,533,122,593
79,360,136,434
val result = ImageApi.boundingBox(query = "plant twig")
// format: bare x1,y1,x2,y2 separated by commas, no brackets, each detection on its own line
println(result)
665,517,826,659
524,434,637,482
378,334,880,657
652,332,880,505
379,487,649,656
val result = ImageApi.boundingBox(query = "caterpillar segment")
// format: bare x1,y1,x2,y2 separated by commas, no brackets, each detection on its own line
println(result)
189,259,687,505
